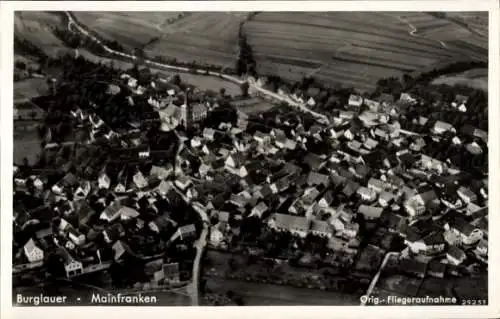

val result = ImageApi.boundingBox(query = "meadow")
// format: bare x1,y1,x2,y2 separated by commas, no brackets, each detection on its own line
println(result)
431,68,488,91
14,78,49,101
23,11,488,94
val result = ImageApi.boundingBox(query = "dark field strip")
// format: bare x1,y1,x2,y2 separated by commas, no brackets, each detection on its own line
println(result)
317,65,399,83
348,39,455,59
257,54,323,69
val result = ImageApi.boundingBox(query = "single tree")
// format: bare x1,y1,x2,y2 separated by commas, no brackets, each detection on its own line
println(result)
240,81,250,98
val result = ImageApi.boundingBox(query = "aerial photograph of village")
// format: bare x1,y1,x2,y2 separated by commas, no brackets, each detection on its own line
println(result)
13,11,488,306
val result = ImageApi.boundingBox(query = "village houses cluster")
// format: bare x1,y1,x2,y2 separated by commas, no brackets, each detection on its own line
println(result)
13,69,488,291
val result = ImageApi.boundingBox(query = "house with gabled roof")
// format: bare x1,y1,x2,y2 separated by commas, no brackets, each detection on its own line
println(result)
310,219,334,238
357,187,377,202
348,94,363,108
150,165,173,180
133,170,148,189
358,205,383,220
367,178,387,194
102,223,125,244
474,238,488,257
253,131,270,146
427,260,446,278
175,175,192,191
408,231,446,255
24,238,44,263
172,224,197,241
112,240,132,261
249,202,269,219
445,217,483,245
318,190,334,208
60,248,83,278
119,206,140,221
225,153,248,178
363,98,380,112
433,121,455,135
342,180,360,198
100,200,123,222
68,228,86,246
378,191,395,207
307,172,330,187
447,246,467,265
269,213,310,238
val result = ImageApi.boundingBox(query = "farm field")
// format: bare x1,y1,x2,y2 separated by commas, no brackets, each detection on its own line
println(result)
446,12,488,36
77,48,136,70
73,12,178,49
73,12,247,69
243,12,488,92
145,12,246,69
172,73,241,96
234,98,276,115
14,12,70,58
14,122,43,167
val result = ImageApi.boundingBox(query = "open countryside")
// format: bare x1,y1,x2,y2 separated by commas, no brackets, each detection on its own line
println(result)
243,12,487,92
67,11,488,93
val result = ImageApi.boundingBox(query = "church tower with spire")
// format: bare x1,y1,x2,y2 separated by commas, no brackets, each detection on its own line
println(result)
180,90,192,129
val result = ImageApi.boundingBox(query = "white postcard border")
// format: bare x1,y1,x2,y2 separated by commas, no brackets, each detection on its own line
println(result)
1,1,499,319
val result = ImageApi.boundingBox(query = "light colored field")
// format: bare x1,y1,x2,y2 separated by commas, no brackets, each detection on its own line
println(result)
204,277,360,305
14,11,70,57
14,78,49,100
461,68,488,79
165,73,241,96
244,12,487,92
235,99,276,115
431,67,487,91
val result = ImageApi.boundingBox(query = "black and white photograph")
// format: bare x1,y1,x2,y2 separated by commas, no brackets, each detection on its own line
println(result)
1,1,499,318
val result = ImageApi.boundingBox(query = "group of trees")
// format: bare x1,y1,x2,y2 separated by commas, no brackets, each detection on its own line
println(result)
236,33,256,76
374,60,488,102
